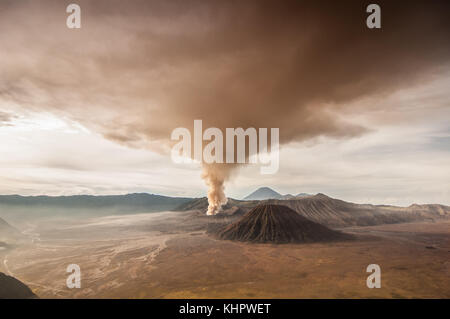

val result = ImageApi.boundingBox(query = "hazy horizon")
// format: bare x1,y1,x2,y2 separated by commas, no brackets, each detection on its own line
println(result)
0,186,448,207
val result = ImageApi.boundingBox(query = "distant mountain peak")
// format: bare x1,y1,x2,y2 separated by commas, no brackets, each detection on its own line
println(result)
296,193,311,197
314,193,331,199
243,187,282,200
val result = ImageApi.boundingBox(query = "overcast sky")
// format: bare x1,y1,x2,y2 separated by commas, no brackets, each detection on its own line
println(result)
0,1,449,205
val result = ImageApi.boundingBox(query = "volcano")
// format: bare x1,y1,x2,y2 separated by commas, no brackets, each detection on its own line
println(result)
244,187,282,200
217,204,351,244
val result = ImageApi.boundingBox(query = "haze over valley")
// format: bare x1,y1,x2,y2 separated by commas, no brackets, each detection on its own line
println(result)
1,189,449,298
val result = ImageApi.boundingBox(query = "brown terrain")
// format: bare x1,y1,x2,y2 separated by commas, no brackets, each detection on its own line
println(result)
0,194,449,298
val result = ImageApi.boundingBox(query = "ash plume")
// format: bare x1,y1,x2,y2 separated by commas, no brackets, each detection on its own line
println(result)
201,164,234,215
1,0,450,213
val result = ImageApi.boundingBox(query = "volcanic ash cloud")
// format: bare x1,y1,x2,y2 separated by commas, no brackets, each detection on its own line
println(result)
1,1,450,214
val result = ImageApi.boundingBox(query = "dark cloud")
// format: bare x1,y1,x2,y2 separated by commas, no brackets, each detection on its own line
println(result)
1,0,449,211
1,0,449,145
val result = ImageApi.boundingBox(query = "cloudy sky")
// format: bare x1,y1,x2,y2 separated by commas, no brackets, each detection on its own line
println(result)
0,0,449,205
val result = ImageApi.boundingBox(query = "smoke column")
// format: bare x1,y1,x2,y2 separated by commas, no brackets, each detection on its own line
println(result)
201,164,234,215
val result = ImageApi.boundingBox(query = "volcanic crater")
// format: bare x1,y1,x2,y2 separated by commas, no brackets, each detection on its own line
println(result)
216,204,352,244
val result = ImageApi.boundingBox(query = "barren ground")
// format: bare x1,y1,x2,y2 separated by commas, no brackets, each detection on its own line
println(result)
1,211,448,298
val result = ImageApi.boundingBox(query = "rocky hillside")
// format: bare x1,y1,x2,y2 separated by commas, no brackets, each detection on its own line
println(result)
0,272,37,299
217,204,351,243
243,187,282,200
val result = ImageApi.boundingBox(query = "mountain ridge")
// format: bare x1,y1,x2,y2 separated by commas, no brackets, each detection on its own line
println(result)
180,193,450,228
0,193,194,220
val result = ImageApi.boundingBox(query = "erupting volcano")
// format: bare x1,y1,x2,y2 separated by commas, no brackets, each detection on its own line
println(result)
202,164,233,215
217,204,352,244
